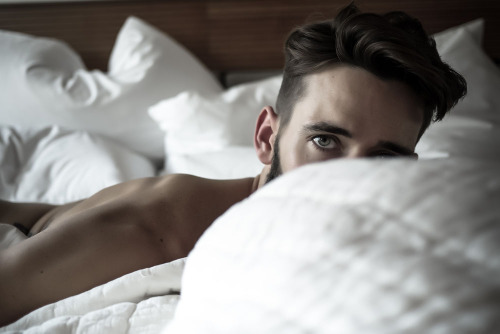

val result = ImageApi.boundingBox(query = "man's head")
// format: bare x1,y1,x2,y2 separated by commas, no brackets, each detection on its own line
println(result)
254,3,466,184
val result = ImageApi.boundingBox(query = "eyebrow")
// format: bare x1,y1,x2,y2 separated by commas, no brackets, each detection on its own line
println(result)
303,122,352,138
303,121,415,156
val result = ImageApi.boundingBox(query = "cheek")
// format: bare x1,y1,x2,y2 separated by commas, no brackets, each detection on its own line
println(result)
278,132,309,172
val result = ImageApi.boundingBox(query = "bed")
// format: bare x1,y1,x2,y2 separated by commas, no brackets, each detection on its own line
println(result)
0,0,499,333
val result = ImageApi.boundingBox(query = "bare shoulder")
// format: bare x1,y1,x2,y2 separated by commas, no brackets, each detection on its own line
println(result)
148,174,257,257
152,174,256,223
31,173,257,257
156,174,256,201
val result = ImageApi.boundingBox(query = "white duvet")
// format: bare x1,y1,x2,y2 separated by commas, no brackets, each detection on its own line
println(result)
2,158,499,333
168,158,500,334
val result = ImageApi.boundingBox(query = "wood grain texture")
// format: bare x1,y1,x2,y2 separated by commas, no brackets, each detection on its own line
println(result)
0,0,498,71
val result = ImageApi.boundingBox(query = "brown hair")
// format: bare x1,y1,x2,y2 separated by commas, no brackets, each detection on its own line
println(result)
276,3,467,139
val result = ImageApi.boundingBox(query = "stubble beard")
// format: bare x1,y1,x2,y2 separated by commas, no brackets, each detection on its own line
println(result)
265,133,283,184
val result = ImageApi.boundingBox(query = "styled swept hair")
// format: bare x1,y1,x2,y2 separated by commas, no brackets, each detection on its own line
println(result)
276,3,467,139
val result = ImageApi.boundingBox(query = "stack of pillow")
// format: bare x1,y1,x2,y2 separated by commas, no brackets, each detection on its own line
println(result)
1,16,224,203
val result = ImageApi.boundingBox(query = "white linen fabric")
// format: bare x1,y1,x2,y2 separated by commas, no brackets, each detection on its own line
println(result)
150,75,282,154
432,18,483,46
161,146,263,180
435,18,500,129
149,75,281,178
166,158,500,334
0,16,222,160
0,126,155,204
416,19,500,161
149,74,279,178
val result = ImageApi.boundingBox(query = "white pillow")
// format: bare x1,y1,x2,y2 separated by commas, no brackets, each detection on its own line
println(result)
433,18,484,47
0,126,156,204
149,76,281,177
161,147,263,179
150,75,282,155
0,16,222,161
416,19,500,161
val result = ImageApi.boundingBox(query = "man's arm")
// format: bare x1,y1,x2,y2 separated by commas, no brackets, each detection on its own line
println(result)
0,200,58,231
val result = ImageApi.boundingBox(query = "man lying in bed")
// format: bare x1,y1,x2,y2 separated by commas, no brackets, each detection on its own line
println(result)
0,3,465,326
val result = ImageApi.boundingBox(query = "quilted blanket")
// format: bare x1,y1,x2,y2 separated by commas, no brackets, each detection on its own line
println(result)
167,158,500,334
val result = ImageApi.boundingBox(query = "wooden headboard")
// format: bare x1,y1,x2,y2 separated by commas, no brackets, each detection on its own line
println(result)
0,0,498,72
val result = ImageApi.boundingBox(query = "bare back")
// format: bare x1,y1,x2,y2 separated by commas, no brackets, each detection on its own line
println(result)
0,174,259,325
31,174,257,251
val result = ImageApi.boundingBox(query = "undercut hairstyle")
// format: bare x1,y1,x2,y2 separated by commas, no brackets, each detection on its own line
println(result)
276,3,467,140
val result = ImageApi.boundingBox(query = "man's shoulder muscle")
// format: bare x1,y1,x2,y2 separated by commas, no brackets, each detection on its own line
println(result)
155,174,255,205
153,174,256,226
140,174,256,256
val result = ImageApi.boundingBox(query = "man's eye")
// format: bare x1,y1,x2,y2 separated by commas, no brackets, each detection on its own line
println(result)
312,136,337,150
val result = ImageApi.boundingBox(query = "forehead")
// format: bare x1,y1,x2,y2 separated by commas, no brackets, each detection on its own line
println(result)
289,65,423,147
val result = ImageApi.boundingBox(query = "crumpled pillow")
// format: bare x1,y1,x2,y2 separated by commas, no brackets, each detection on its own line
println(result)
0,126,155,204
0,16,222,161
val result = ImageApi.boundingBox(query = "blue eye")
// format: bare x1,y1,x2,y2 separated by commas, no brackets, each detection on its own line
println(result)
312,136,337,150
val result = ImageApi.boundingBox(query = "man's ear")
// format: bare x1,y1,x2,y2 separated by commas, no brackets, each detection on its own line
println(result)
254,106,279,165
